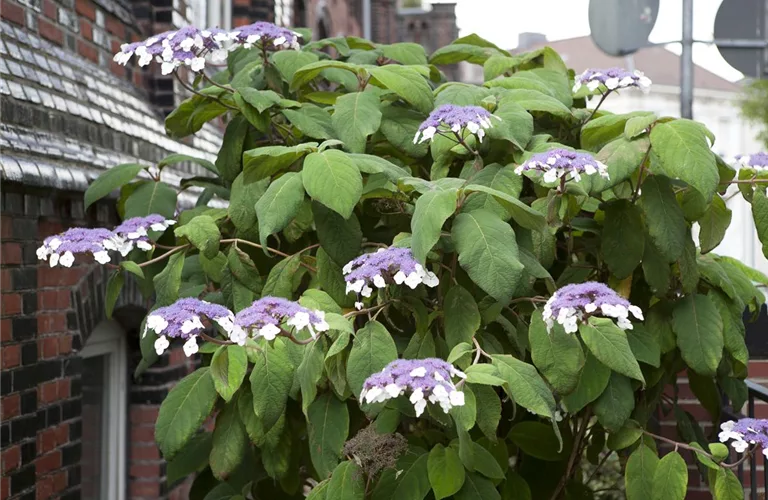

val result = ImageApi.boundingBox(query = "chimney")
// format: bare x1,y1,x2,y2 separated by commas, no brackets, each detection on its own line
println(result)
517,32,547,50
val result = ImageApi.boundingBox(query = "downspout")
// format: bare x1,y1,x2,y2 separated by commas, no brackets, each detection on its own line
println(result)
363,0,372,40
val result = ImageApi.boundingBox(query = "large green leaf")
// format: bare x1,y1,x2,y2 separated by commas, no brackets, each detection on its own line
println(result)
698,195,732,254
593,373,634,432
474,385,502,441
175,215,221,259
229,173,268,232
210,345,248,403
308,392,350,479
529,310,585,394
262,255,301,299
463,184,546,231
312,202,363,267
592,137,649,193
291,60,359,90
283,104,336,140
389,451,431,500
639,176,687,262
581,112,653,152
303,150,363,219
650,119,718,202
713,467,743,500
492,354,555,418
256,172,306,248
379,105,429,158
166,432,212,485
454,472,501,500
165,90,228,138
672,294,723,376
444,286,481,349
368,65,434,114
652,451,687,500
209,402,248,480
298,339,326,414
155,368,218,459
326,461,365,500
153,252,185,306
461,164,524,219
430,44,498,65
105,271,124,319
753,187,768,258
124,181,178,220
332,91,382,153
452,210,525,303
507,421,569,462
561,352,611,413
579,318,644,383
627,324,661,368
243,143,318,183
350,153,411,182
411,188,458,264
496,89,572,120
428,444,465,500
601,200,645,279
381,42,428,65
625,445,659,500
347,321,398,397
249,339,294,433
85,163,145,209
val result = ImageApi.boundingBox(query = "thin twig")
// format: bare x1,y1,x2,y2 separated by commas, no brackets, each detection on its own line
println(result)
643,430,755,469
173,71,238,110
221,238,317,273
199,331,233,345
137,245,189,268
472,337,492,361
279,328,317,345
585,90,611,123
585,450,614,485
344,301,394,319
551,408,592,500
200,72,235,93
631,144,654,203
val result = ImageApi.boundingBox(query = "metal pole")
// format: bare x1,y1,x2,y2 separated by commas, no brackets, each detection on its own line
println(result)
681,0,694,119
363,0,372,40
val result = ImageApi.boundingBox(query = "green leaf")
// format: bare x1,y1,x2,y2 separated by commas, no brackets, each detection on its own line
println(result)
672,294,724,376
256,172,306,249
713,467,743,500
444,286,481,349
698,195,732,254
428,444,465,500
625,445,659,500
350,153,411,182
158,153,218,175
124,181,178,220
474,385,502,441
166,432,212,485
175,215,221,259
210,345,248,403
496,89,572,120
326,461,365,500
650,119,718,202
593,137,649,193
390,451,431,500
303,150,363,219
165,90,228,138
291,60,359,90
561,352,611,413
306,480,330,500
347,321,398,397
227,246,262,294
625,113,657,138
607,421,643,450
283,105,337,140
627,324,661,367
105,271,124,319
452,210,525,303
507,421,567,461
317,248,355,307
492,354,555,418
332,92,382,153
262,255,302,299
243,143,317,183
454,472,500,500
228,173,267,232
529,310,585,394
447,342,474,364
308,392,350,479
753,187,768,259
216,115,249,182
411,188,458,264
403,330,436,360
464,365,506,386
463,184,546,232
237,88,281,113
461,164,524,219
430,44,497,65
601,200,645,279
379,105,429,158
155,368,218,459
470,441,504,480
593,373,635,432
652,451,687,500
84,163,145,209
381,42,428,65
368,65,434,114
312,202,363,267
639,176,687,262
581,112,647,151
579,318,644,383
153,252,185,306
298,339,326,414
120,261,144,279
209,402,248,480
249,339,294,433
272,50,320,83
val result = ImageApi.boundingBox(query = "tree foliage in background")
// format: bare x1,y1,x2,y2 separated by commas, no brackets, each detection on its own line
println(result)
740,79,768,148
82,28,768,500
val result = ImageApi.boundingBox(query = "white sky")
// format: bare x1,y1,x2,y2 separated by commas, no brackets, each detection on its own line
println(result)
451,0,744,82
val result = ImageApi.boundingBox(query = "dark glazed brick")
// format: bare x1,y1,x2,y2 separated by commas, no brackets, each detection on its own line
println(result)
3,192,24,215
61,442,81,466
71,333,82,351
20,441,35,464
60,490,80,500
21,244,38,265
36,359,62,382
68,464,80,487
61,399,80,420
67,312,78,330
23,195,39,218
9,464,35,495
1,423,9,447
11,219,37,240
20,341,37,365
11,318,36,341
46,405,61,426
10,414,37,442
20,390,36,414
11,268,36,291
68,419,81,440
21,293,35,314
12,366,38,392
129,388,168,405
1,372,11,395
70,377,81,397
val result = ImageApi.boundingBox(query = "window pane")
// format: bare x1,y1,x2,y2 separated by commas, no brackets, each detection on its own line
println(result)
81,355,109,500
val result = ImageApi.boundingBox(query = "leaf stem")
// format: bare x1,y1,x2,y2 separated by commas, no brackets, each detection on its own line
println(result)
221,238,317,273
585,90,612,123
642,430,755,469
550,407,592,500
631,144,654,203
344,301,395,319
199,331,232,345
137,245,189,268
173,70,238,110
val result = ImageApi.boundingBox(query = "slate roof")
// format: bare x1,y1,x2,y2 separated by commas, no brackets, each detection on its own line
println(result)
0,20,222,194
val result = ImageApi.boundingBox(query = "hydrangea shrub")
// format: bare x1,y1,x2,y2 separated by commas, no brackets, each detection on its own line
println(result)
67,23,768,498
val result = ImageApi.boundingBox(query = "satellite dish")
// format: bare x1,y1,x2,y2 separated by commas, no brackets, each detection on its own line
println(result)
714,0,764,77
589,0,659,56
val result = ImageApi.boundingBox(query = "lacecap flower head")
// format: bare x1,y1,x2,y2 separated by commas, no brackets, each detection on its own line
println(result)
573,67,652,93
229,21,302,50
360,358,466,417
114,28,229,74
112,214,176,255
414,104,500,144
231,296,329,344
514,148,609,184
143,298,235,357
343,247,439,310
542,281,643,334
719,419,768,457
734,153,768,171
36,227,121,267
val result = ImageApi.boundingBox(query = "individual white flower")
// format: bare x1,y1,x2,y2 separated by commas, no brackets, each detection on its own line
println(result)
183,336,199,357
154,335,170,355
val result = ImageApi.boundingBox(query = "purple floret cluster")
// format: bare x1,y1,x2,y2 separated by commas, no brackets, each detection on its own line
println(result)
232,296,329,343
542,281,643,333
360,358,466,416
36,214,174,268
515,148,609,184
343,247,439,310
113,21,301,75
735,152,768,170
414,104,499,144
720,419,768,457
573,67,652,93
144,298,235,357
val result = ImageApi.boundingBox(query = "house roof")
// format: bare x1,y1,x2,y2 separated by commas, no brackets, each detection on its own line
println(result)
519,36,740,93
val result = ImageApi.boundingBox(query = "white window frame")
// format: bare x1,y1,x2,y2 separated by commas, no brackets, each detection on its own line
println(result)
80,320,128,500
